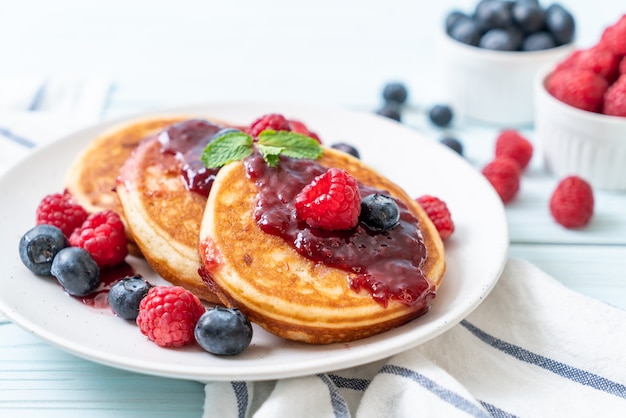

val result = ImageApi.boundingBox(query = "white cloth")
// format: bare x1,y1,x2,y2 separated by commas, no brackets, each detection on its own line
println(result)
203,259,626,418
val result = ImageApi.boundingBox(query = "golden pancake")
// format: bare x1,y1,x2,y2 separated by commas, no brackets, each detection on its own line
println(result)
116,119,229,303
64,116,189,252
199,147,446,344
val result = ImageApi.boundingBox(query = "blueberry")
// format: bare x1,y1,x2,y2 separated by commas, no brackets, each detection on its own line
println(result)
50,247,100,297
449,18,482,46
474,0,513,31
440,136,464,156
376,102,402,122
212,127,241,139
545,4,575,45
382,82,408,104
19,224,68,276
445,11,470,34
512,2,545,34
331,142,360,159
108,275,152,320
428,104,454,127
360,194,400,231
479,28,519,51
194,307,253,356
521,31,556,51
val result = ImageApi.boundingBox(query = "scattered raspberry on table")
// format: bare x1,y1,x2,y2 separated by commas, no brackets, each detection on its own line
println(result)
549,176,594,228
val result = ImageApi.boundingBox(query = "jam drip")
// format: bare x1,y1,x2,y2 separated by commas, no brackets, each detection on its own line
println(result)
244,153,434,307
158,119,224,197
75,262,135,309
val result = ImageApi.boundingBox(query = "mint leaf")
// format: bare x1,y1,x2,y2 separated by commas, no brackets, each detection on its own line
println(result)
200,132,254,168
258,130,323,160
256,144,284,167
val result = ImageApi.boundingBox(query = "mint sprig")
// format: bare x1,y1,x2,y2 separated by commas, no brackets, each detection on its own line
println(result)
201,129,323,168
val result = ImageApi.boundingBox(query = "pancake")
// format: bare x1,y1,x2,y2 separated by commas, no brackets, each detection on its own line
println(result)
64,116,189,252
198,147,446,344
116,119,228,303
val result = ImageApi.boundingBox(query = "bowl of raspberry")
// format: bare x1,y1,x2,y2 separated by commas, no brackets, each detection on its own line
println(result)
534,14,626,191
441,0,575,126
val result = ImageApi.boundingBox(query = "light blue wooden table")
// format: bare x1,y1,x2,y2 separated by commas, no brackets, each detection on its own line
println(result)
1,0,624,416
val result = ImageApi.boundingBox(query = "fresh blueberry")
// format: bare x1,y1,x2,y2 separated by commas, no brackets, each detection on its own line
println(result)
449,18,482,46
521,31,556,51
212,128,241,139
474,0,513,31
428,104,454,127
19,224,68,276
545,4,575,45
50,247,100,297
479,28,519,51
194,307,253,356
376,103,402,122
512,2,545,34
382,82,408,104
360,194,400,231
445,11,470,35
331,143,360,159
440,136,464,156
108,275,153,320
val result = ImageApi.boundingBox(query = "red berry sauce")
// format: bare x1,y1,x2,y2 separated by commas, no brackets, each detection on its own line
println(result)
244,153,434,308
158,119,225,197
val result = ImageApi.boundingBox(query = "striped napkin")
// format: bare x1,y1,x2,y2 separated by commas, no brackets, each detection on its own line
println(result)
0,74,111,175
203,258,626,417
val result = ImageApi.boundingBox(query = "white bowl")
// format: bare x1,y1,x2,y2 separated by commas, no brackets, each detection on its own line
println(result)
440,33,573,126
534,67,626,191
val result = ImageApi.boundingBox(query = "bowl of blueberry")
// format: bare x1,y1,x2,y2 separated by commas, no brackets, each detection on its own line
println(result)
535,14,626,191
442,0,575,126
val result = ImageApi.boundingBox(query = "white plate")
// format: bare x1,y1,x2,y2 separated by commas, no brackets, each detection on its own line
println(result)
0,102,508,382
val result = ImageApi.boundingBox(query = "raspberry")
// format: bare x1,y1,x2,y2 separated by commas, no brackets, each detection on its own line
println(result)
555,47,620,83
546,69,609,113
549,176,594,228
599,15,626,56
36,192,88,237
603,75,626,117
494,130,534,170
481,157,521,204
246,113,291,138
136,286,205,348
69,210,128,267
415,195,454,240
295,168,361,230
287,119,321,142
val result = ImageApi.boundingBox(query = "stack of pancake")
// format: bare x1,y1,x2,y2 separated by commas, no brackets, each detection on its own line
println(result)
65,115,446,344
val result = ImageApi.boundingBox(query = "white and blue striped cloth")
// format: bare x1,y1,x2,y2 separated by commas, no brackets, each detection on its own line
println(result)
203,259,626,417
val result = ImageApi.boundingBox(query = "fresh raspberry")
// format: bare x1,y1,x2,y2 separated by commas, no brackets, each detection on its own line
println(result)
136,286,205,348
69,210,128,267
494,130,534,170
295,168,361,230
619,56,626,75
598,15,626,56
36,192,88,237
546,69,609,113
549,176,594,228
415,195,454,240
288,119,321,142
246,113,291,138
555,47,620,83
481,157,521,204
603,75,626,117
